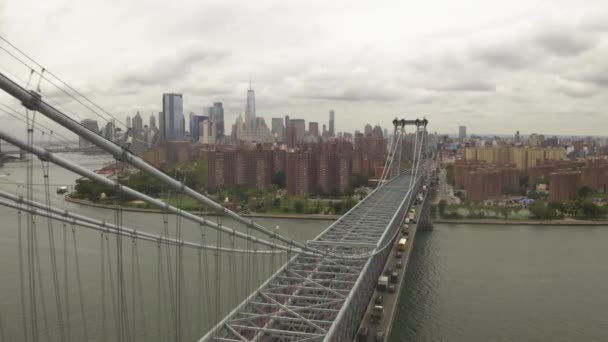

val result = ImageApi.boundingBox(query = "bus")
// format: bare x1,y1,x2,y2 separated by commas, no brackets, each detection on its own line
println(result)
398,238,407,251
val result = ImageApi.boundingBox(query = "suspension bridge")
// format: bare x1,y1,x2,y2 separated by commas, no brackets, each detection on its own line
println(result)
0,36,434,342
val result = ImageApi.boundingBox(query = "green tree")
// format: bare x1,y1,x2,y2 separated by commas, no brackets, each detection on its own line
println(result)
294,200,304,213
271,171,286,189
529,200,552,220
581,200,602,218
577,186,593,199
438,199,447,217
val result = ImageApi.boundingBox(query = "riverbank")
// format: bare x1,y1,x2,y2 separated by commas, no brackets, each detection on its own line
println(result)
64,195,339,220
434,218,608,226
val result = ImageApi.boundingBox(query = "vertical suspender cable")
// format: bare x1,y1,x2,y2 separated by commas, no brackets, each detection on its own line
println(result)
41,160,66,341
134,239,148,341
71,224,89,341
17,207,28,342
156,239,162,341
131,238,136,342
106,234,120,341
101,233,107,342
62,222,72,342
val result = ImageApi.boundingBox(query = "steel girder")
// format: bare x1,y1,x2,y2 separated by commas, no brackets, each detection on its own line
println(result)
201,172,420,342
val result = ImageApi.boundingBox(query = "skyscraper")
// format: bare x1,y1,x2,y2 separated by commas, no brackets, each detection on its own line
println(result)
126,115,132,130
190,112,208,143
290,119,305,142
309,122,319,137
459,126,467,140
158,111,164,140
104,119,115,141
162,93,185,141
329,110,335,137
132,111,143,137
272,118,285,141
79,119,99,148
245,83,256,130
212,102,225,137
149,113,156,130
201,119,216,145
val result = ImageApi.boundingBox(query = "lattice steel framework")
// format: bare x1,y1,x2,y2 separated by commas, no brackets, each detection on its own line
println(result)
202,172,422,342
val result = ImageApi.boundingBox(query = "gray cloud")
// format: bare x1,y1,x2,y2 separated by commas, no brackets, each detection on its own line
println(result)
533,27,595,57
431,80,496,92
118,43,230,87
554,78,598,98
2,0,608,136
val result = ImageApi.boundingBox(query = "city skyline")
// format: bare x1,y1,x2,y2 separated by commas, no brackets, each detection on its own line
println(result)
1,1,608,136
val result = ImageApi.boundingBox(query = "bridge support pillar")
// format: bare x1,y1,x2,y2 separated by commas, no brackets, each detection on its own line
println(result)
418,197,433,230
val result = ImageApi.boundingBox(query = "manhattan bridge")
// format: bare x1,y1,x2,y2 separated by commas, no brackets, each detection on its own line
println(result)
0,37,435,341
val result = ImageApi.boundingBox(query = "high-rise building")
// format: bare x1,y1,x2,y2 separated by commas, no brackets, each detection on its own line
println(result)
329,110,335,137
190,113,208,143
290,119,306,143
149,114,157,131
126,116,132,130
103,119,115,141
272,118,285,141
364,124,373,136
211,102,224,137
79,119,100,148
245,83,256,130
201,119,216,145
286,126,297,148
515,130,521,143
459,126,467,140
132,111,143,137
162,93,185,141
158,111,164,140
309,122,319,137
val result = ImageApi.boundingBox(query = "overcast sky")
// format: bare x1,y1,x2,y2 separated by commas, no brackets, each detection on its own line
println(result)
1,0,607,137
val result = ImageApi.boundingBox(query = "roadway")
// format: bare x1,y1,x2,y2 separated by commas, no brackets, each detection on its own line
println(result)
355,192,425,342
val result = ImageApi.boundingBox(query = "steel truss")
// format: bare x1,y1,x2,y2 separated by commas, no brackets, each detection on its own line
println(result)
202,172,421,342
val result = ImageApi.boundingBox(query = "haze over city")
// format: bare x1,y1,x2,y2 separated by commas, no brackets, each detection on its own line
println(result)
1,0,608,136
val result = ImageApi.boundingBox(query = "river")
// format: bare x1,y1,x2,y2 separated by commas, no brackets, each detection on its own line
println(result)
2,155,608,341
390,223,608,341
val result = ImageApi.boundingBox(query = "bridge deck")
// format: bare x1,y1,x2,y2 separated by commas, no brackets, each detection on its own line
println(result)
204,173,415,342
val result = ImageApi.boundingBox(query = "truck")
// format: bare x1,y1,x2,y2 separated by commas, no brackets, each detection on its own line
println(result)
398,238,407,251
370,305,384,324
377,276,389,292
408,212,415,221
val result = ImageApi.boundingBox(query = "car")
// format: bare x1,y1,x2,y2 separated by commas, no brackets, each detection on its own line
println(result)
388,285,396,293
375,295,384,305
385,267,393,275
357,327,369,341
396,260,403,268
375,331,386,341
390,272,399,284
396,252,403,258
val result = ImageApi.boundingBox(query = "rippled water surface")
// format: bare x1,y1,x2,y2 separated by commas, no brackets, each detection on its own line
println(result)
390,224,608,341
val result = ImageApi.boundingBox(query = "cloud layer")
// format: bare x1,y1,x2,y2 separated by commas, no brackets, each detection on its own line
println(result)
0,0,607,136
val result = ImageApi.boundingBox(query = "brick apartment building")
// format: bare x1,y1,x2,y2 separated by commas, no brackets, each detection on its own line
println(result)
143,135,387,196
454,160,519,201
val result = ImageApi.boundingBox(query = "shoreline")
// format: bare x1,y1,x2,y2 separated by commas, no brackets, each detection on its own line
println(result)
434,218,608,226
64,195,339,221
